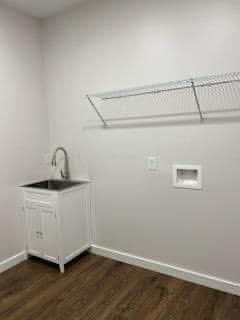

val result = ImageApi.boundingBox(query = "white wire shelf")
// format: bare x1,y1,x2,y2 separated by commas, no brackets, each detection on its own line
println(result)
86,72,240,126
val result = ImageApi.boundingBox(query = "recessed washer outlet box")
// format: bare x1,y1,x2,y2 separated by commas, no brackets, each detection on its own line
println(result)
173,165,202,190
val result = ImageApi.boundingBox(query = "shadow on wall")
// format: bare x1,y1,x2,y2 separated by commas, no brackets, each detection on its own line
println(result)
83,114,240,131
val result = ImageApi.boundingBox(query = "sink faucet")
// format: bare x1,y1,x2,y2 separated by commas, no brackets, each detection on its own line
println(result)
51,147,70,180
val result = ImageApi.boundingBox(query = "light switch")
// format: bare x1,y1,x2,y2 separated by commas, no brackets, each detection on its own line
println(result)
148,157,157,171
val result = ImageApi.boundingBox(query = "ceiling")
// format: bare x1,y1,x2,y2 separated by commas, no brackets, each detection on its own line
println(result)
1,0,87,18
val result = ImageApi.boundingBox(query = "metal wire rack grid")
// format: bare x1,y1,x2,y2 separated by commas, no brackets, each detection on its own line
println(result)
87,72,240,126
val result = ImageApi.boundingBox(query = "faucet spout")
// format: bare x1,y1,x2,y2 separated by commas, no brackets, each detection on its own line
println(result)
51,147,70,180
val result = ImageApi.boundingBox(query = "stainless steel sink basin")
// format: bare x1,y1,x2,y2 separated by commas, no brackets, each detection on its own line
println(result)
22,180,86,191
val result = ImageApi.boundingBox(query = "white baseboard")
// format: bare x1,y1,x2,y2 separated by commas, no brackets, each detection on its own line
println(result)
65,244,91,263
90,245,240,296
0,251,27,274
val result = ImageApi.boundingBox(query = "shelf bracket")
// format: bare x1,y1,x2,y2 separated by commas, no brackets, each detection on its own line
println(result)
190,79,204,121
86,95,107,127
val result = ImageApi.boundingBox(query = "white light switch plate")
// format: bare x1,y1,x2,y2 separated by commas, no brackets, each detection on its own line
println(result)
148,157,157,171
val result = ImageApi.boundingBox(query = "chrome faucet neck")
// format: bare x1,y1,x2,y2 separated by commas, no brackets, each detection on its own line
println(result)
51,147,70,180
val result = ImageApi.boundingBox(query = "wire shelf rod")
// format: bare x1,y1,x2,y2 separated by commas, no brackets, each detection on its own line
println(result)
195,78,240,88
102,84,191,100
86,95,107,127
104,111,199,122
191,80,204,121
104,107,240,122
93,77,240,101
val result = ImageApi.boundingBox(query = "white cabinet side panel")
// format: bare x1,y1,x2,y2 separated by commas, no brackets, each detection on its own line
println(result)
60,187,90,261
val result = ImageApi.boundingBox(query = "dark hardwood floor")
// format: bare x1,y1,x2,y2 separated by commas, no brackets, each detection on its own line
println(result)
0,253,240,320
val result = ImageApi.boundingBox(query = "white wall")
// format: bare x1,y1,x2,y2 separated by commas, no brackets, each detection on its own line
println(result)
42,0,240,283
0,5,49,264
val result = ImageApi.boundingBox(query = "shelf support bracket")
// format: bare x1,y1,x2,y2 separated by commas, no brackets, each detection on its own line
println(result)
86,95,107,127
190,79,204,121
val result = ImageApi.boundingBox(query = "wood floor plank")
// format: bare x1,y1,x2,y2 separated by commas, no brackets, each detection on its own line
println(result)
0,253,240,320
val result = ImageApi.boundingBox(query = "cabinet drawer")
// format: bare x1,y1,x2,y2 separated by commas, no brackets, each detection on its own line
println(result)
25,203,55,214
24,191,55,208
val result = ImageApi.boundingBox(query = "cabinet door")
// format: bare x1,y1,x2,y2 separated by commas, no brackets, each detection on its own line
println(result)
26,206,43,257
42,208,59,263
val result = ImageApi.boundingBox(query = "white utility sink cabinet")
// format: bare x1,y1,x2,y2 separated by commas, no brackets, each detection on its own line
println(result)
20,182,91,273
